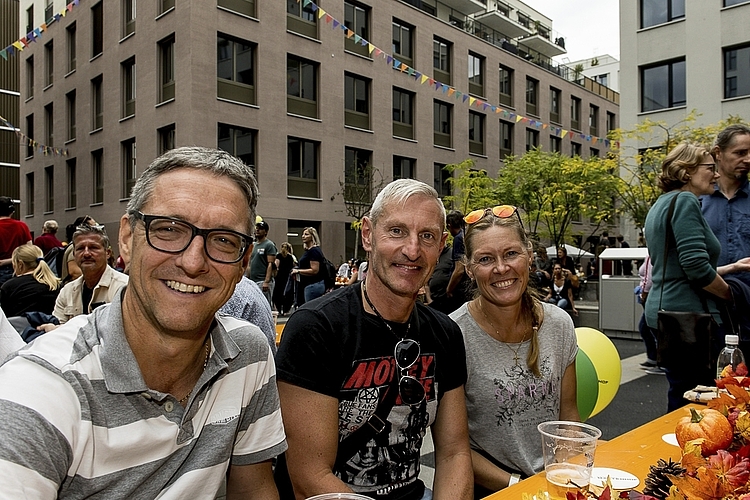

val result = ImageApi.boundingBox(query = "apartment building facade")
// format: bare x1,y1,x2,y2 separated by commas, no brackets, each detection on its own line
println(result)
18,0,618,259
1,0,20,208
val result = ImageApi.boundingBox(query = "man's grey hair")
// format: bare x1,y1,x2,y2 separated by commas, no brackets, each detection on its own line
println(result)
72,224,110,251
43,220,58,232
714,124,750,152
369,179,446,227
125,147,259,233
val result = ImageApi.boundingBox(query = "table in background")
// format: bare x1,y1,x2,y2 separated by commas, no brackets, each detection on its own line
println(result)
482,404,699,499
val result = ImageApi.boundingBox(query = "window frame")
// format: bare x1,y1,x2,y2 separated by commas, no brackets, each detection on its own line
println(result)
91,75,103,131
589,104,599,136
469,111,485,155
724,44,750,99
92,149,104,205
392,19,413,65
158,124,176,155
640,58,686,112
26,173,34,216
287,54,318,118
392,87,414,140
44,165,54,213
525,77,538,116
122,0,136,38
66,158,77,209
344,1,370,57
44,40,53,88
344,72,370,130
287,0,317,38
433,100,452,148
66,90,76,142
570,96,581,131
344,147,372,204
433,37,451,84
44,103,54,147
500,120,513,160
640,0,684,29
218,123,255,171
499,65,513,107
468,52,484,97
217,34,256,105
92,2,104,58
550,87,561,124
122,57,136,118
525,128,539,151
287,137,319,198
121,138,136,199
158,35,175,103
393,156,415,180
66,23,76,74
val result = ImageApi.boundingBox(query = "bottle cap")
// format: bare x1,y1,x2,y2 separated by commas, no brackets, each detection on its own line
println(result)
726,334,740,345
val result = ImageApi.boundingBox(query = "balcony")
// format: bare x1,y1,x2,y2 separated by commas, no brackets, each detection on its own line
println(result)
441,0,486,15
519,27,566,58
474,9,532,39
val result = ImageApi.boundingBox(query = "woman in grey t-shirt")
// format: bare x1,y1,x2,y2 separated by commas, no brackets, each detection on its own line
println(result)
449,206,579,498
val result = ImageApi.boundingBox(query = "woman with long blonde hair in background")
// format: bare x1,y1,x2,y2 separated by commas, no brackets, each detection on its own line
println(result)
1,244,61,317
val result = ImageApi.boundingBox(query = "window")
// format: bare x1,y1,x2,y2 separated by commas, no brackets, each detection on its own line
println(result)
44,41,53,88
44,166,54,213
122,57,136,118
26,5,33,34
158,124,175,154
434,163,451,198
92,75,103,130
218,123,255,170
26,173,34,215
571,96,581,131
725,0,749,5
44,103,53,147
345,73,370,129
499,65,513,106
641,59,685,111
92,2,103,58
550,136,561,153
724,44,750,99
589,104,599,136
393,87,414,139
393,156,415,180
525,78,538,116
595,74,608,87
217,0,255,18
590,148,600,158
287,55,317,118
158,0,174,15
469,111,484,155
640,0,684,29
468,52,484,97
66,91,76,141
122,139,136,198
26,114,34,158
344,1,369,57
45,0,54,23
525,128,539,151
344,147,372,203
92,149,104,204
607,112,616,132
500,120,513,159
287,137,319,198
122,0,136,38
433,100,452,148
217,35,255,105
571,142,582,157
159,35,175,103
433,37,451,84
287,0,316,38
392,19,413,65
550,87,561,123
66,23,76,73
67,158,76,208
26,56,34,99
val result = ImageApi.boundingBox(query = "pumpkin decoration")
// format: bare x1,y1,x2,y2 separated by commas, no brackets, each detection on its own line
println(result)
675,407,733,456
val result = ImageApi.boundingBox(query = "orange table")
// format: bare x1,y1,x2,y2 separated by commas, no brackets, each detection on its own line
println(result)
481,405,699,499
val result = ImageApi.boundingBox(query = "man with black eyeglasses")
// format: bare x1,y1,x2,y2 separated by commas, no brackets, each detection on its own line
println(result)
0,147,286,498
277,179,472,500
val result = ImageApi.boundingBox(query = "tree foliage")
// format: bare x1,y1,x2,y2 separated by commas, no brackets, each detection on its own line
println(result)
442,159,497,214
611,111,749,231
495,148,619,247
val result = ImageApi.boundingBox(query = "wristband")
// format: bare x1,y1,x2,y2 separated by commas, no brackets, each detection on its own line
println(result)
509,473,521,486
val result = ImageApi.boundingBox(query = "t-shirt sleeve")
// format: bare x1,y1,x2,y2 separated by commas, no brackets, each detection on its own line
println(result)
432,312,468,395
267,242,278,258
276,308,344,398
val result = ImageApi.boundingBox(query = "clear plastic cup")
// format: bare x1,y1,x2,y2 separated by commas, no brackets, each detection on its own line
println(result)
538,421,601,500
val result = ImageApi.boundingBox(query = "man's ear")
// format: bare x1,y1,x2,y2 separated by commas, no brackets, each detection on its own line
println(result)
361,217,373,252
118,215,133,265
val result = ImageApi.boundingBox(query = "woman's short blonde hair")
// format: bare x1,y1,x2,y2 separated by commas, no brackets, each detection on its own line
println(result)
658,142,711,192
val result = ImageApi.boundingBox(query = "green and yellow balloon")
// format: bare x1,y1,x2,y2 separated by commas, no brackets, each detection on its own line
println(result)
575,327,621,421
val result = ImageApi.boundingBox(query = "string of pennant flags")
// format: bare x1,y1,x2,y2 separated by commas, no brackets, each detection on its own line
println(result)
0,115,68,157
296,0,615,148
0,0,80,61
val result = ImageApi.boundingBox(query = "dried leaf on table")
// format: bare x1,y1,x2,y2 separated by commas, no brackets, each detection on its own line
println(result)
668,467,726,500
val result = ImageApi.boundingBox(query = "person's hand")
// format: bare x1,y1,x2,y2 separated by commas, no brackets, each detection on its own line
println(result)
733,257,750,273
572,308,578,317
36,323,59,333
262,281,270,291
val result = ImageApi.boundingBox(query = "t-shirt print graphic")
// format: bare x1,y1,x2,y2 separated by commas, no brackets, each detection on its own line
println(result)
493,357,561,426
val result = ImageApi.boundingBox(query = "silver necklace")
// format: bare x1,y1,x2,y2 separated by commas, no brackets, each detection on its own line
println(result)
362,280,411,339
178,337,211,406
477,298,536,366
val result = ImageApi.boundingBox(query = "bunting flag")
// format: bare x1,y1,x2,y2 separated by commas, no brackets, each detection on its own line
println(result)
0,0,79,61
0,115,68,157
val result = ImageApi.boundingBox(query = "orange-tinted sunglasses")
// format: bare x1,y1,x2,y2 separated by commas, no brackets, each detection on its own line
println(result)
464,205,521,225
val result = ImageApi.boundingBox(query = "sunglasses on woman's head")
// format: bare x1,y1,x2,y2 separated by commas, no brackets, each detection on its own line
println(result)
464,205,520,225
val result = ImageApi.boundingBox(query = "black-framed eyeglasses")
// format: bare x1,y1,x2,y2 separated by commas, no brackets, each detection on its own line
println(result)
698,163,718,174
132,211,253,264
394,338,426,406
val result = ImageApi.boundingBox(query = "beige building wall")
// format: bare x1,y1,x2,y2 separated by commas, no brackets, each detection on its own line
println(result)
19,0,618,260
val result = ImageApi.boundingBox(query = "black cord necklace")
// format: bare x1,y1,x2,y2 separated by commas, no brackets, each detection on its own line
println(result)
362,279,411,339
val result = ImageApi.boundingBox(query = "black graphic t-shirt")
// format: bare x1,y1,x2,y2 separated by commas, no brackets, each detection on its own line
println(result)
276,282,467,500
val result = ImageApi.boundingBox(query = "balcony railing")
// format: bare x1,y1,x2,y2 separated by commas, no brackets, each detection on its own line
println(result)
399,0,618,104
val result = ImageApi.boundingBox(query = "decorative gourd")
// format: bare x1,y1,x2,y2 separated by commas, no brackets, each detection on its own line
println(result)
675,408,733,456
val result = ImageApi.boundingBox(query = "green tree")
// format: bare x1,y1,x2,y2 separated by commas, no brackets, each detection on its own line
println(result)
442,159,497,214
611,111,748,232
496,148,619,246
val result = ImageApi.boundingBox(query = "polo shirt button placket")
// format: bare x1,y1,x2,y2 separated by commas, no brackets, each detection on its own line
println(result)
165,401,174,412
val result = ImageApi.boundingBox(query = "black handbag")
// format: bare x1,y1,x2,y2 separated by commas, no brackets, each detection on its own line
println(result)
655,193,717,371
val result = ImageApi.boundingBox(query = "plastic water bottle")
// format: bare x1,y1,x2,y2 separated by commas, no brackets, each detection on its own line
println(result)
717,334,745,379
